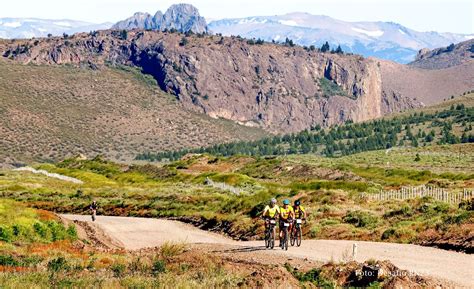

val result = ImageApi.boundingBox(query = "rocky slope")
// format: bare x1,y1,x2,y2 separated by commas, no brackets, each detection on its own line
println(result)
113,4,208,33
409,39,474,69
1,30,472,133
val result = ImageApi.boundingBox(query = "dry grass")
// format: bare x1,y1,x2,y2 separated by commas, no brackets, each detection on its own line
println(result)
0,58,268,163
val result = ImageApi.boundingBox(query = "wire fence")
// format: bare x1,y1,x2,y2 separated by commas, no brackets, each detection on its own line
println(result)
362,186,473,204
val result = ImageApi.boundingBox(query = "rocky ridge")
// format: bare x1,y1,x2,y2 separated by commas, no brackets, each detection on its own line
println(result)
112,4,208,33
3,30,470,133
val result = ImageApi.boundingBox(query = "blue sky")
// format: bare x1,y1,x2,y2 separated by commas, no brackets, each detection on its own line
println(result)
2,0,473,34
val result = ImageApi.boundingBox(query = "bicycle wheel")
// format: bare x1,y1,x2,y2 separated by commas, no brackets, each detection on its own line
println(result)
265,229,269,248
290,228,295,246
269,229,275,249
296,226,302,247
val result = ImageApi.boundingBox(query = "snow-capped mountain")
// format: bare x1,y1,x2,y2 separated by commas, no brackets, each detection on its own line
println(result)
0,18,112,39
209,13,473,63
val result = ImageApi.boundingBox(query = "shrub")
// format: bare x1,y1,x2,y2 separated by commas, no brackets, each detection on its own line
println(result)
66,224,78,240
381,228,396,240
0,225,13,242
111,263,126,277
33,222,48,239
343,211,379,228
151,259,166,275
160,241,186,260
0,255,19,266
48,257,69,272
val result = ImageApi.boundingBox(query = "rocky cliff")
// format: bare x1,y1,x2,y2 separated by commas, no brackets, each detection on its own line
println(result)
1,30,425,133
113,4,208,34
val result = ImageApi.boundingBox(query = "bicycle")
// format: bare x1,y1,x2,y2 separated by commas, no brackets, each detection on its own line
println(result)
91,209,96,222
264,218,277,249
280,219,291,251
290,218,304,247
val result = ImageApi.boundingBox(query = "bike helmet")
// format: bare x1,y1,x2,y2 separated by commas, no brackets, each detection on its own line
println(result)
294,200,301,206
283,199,290,205
270,198,277,204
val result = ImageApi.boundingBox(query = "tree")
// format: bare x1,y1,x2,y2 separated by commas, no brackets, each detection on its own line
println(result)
120,29,128,40
335,45,343,54
179,37,188,46
414,153,421,162
321,41,330,52
446,43,455,52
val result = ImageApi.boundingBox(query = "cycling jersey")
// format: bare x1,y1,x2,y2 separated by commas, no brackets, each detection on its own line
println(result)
263,205,280,218
294,205,305,219
279,206,294,220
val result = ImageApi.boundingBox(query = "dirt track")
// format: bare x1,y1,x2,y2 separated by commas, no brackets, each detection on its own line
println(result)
62,214,474,287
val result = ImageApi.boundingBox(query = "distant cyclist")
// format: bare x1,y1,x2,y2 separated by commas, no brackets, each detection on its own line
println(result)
90,200,98,221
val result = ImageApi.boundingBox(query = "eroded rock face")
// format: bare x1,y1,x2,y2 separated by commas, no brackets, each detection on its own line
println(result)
1,30,421,133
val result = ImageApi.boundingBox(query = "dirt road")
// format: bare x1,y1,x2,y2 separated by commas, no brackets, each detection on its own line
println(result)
62,214,473,287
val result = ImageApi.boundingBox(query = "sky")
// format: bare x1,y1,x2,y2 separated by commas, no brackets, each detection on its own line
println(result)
1,0,473,34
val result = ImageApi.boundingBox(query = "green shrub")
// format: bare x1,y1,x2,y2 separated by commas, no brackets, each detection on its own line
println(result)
0,225,13,242
381,228,396,240
151,260,166,275
0,255,19,266
111,263,126,277
66,224,78,240
33,222,48,239
343,211,379,228
47,257,69,272
48,221,67,241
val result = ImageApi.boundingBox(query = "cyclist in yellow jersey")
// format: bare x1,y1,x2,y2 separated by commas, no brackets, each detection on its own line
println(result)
279,199,294,239
293,200,306,220
262,198,280,219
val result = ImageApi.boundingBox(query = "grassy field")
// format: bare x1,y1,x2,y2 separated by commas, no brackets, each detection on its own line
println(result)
0,58,267,164
1,144,472,252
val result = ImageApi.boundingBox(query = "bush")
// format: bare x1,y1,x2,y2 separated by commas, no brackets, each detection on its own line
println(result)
160,241,186,260
151,259,166,275
48,257,69,272
66,224,78,240
111,263,126,277
33,222,48,239
0,225,13,242
343,211,379,228
0,255,19,266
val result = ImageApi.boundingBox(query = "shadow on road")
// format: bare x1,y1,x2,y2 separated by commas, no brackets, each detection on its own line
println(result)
212,246,269,253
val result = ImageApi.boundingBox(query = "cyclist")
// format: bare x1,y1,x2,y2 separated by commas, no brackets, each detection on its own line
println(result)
279,199,294,245
293,200,306,220
262,198,280,221
90,200,98,221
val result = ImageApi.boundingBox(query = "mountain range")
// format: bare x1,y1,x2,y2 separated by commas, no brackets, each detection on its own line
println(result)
0,18,111,39
1,4,472,63
208,13,473,63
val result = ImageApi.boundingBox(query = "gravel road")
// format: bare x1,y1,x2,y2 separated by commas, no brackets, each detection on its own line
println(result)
62,214,474,287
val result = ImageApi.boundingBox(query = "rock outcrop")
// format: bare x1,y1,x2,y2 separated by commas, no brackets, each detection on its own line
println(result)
113,4,208,34
1,30,425,133
410,39,474,69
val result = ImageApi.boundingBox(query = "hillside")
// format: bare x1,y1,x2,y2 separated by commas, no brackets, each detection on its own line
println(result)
137,94,474,161
2,30,473,134
0,58,266,164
